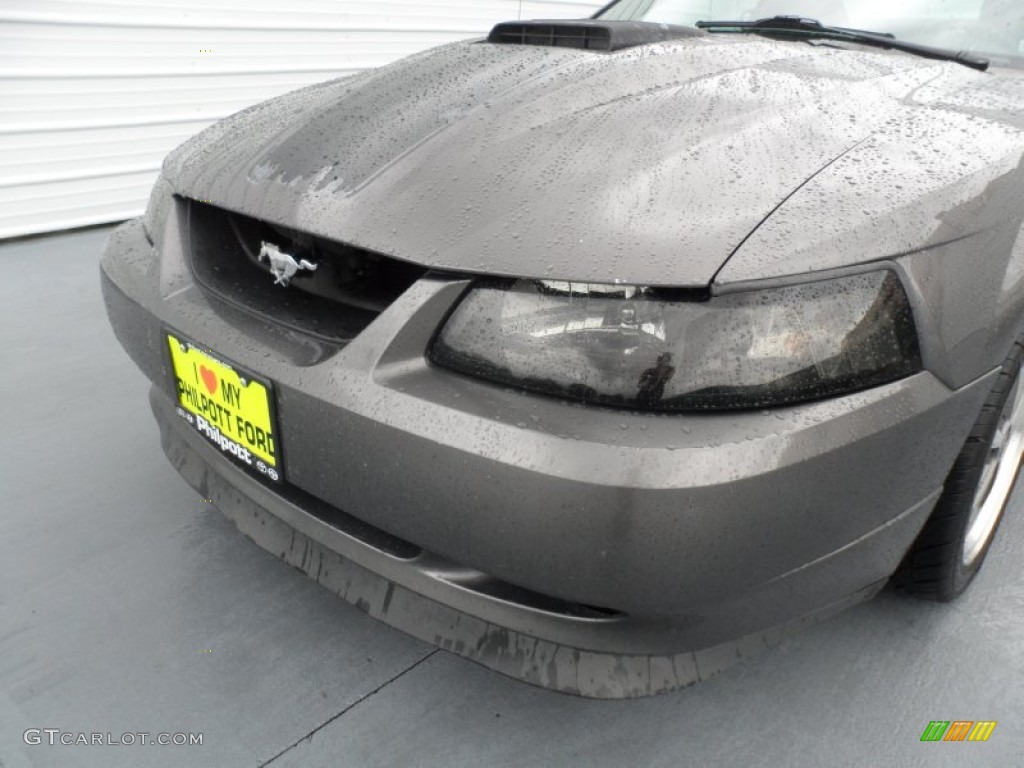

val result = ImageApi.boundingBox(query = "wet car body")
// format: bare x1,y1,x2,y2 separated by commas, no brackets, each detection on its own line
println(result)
102,4,1024,697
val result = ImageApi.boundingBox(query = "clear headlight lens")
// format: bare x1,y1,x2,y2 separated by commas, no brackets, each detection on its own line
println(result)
141,173,174,247
429,271,922,411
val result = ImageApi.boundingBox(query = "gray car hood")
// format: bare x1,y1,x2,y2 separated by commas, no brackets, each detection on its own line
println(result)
163,35,1013,287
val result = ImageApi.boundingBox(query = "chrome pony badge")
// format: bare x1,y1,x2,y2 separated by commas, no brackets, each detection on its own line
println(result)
257,241,317,287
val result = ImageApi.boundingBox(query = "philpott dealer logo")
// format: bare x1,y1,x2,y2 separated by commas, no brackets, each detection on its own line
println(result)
920,721,997,742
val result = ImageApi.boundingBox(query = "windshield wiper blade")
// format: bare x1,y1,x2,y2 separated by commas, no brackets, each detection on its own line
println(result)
695,16,989,72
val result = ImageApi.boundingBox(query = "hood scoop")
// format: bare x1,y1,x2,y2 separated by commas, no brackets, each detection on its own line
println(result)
487,20,704,52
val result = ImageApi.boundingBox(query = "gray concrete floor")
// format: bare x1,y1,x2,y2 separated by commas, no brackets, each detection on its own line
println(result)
1,226,1022,768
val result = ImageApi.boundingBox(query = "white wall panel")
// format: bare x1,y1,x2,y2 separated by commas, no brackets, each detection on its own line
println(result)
0,0,603,239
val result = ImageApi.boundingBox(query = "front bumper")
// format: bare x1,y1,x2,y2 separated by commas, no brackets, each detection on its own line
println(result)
101,215,996,697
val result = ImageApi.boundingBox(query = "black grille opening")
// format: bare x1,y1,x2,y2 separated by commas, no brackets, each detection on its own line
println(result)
487,20,704,52
274,479,621,620
441,571,623,620
272,477,424,561
185,199,429,343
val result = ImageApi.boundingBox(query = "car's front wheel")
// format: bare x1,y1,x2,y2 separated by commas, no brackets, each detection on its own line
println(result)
897,340,1024,600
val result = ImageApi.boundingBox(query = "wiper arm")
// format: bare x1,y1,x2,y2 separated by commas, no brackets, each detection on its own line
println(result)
695,16,989,72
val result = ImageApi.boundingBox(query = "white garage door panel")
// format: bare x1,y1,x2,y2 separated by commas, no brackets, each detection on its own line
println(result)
4,160,162,190
0,0,603,239
3,83,318,127
3,121,206,150
1,123,201,159
519,2,601,18
4,1,601,30
0,72,322,97
1,26,476,76
0,172,160,234
6,1,503,30
2,125,197,189
7,103,280,134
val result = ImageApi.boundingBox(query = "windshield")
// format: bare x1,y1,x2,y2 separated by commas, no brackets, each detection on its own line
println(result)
596,0,1024,66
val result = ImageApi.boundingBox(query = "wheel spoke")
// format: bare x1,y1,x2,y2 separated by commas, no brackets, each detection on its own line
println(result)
963,363,1024,566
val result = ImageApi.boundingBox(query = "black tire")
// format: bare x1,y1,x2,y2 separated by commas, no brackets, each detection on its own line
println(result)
896,340,1024,601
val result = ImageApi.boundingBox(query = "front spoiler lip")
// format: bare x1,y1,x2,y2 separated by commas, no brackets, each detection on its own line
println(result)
154,383,884,698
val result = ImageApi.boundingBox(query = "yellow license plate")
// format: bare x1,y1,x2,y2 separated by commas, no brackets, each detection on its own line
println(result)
167,333,282,482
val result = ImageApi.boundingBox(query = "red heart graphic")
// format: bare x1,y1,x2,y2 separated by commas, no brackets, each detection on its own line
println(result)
199,365,218,395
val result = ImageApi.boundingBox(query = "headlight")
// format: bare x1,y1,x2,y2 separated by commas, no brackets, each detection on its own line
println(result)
141,173,174,247
429,270,921,411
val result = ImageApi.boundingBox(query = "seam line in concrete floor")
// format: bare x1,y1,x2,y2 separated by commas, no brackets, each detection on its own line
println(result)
258,649,439,767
